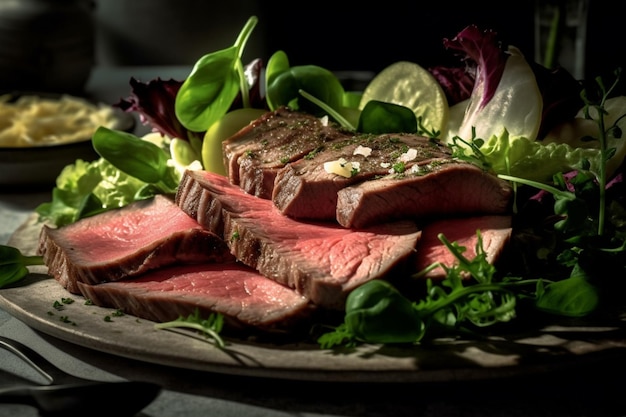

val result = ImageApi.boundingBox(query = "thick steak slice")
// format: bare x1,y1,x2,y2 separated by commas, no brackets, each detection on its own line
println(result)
39,195,234,294
77,263,313,331
176,170,421,310
336,161,513,228
413,215,512,279
272,133,451,221
222,107,352,199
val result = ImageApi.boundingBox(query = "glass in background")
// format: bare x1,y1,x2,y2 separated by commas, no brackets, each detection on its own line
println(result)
534,0,589,80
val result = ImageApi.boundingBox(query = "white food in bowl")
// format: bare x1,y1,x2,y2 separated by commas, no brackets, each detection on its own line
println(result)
0,94,121,147
0,93,135,189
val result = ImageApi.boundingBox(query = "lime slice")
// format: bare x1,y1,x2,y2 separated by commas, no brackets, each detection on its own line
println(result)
359,61,449,137
202,108,267,175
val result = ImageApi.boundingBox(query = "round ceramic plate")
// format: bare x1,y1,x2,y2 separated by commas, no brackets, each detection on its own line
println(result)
2,215,626,383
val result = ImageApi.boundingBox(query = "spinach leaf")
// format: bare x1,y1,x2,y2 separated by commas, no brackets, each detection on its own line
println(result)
0,245,43,288
92,127,178,194
266,59,346,117
175,16,258,132
357,100,417,134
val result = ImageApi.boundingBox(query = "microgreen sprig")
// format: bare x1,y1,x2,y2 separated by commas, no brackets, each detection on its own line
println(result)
579,67,623,235
155,309,225,348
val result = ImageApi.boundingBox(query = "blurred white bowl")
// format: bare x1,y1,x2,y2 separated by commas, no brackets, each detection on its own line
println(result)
0,93,135,189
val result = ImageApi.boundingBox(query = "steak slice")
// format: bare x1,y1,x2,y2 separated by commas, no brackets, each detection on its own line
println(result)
222,106,353,199
336,161,513,228
77,263,313,331
175,169,421,310
413,215,512,279
39,195,235,294
272,133,452,221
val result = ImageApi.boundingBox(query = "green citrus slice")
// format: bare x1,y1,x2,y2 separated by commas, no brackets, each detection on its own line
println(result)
359,61,449,137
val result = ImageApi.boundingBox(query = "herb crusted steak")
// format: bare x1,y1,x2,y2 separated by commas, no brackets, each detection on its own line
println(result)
272,133,453,222
222,106,353,199
336,160,513,228
175,169,421,310
223,108,512,227
38,195,234,294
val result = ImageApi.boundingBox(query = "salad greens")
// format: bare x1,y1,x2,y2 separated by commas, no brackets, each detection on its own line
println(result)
1,16,625,350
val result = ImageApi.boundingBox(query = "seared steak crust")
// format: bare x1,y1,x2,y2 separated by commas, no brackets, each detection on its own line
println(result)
176,170,421,310
224,108,511,227
336,160,513,228
38,195,234,294
273,133,451,221
222,106,353,199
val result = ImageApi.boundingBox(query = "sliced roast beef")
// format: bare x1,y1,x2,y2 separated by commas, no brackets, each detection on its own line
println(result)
272,133,452,221
175,169,421,310
39,195,234,294
222,106,353,199
336,160,513,228
77,263,313,331
413,215,512,279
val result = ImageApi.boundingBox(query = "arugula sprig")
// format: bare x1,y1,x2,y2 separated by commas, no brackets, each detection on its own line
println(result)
318,227,601,349
154,309,225,348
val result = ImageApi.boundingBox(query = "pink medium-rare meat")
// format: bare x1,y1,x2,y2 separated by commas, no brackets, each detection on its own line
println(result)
222,107,353,199
77,263,313,331
336,161,513,228
175,169,421,310
413,215,512,279
272,133,452,221
39,195,235,294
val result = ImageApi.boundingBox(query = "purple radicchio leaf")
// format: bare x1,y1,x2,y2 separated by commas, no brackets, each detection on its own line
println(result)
442,25,507,111
116,77,203,142
428,65,475,106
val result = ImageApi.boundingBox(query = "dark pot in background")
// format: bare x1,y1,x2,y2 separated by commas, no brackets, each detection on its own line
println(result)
0,0,95,95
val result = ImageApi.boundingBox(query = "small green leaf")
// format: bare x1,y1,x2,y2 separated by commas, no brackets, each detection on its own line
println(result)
175,47,241,132
0,245,44,288
357,100,418,134
266,64,345,117
92,127,170,184
535,275,599,317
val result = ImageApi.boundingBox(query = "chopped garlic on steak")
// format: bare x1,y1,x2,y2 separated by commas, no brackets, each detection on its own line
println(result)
353,145,372,157
320,115,329,126
324,158,360,178
399,148,418,162
410,164,423,174
380,162,391,168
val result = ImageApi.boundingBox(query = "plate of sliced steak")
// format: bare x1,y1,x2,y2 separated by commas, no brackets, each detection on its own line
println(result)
38,195,235,294
176,169,421,310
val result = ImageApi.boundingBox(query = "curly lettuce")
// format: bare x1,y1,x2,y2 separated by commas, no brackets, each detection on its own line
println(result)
36,158,148,227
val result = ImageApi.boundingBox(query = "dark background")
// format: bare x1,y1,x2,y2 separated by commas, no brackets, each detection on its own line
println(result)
93,0,623,86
